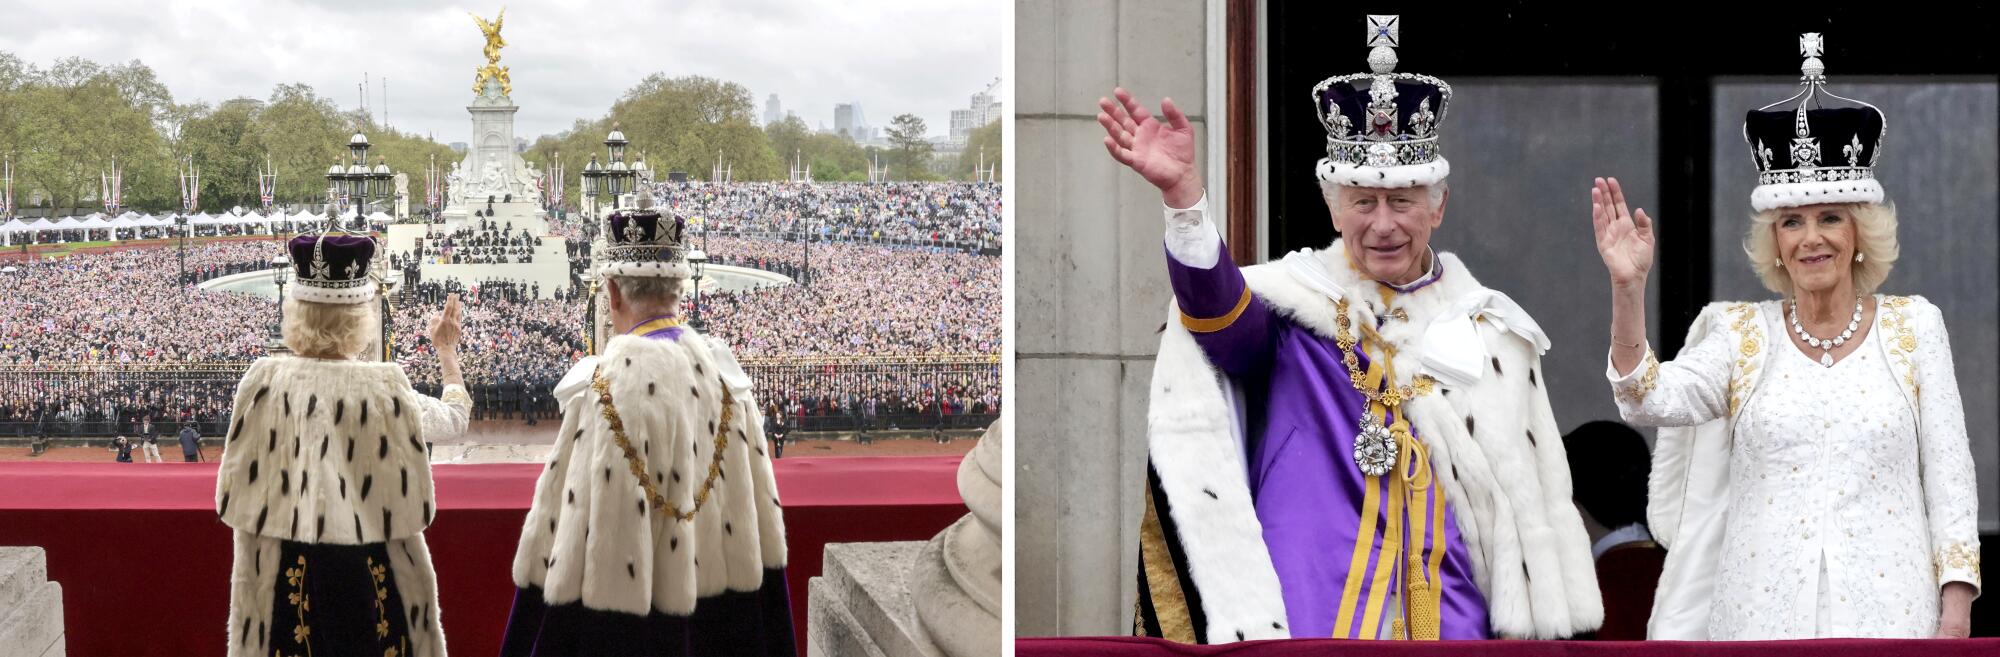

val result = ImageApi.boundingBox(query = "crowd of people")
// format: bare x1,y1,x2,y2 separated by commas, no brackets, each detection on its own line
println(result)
655,182,1001,248
1,242,278,365
0,375,239,440
696,236,1000,357
757,368,1000,436
171,239,285,286
392,278,580,421
5,182,1004,436
400,220,540,265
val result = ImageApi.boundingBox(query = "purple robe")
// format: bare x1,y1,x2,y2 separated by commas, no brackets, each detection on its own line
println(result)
1166,241,1489,639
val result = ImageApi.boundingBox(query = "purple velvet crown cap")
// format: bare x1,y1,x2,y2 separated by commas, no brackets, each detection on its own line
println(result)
605,209,687,248
289,233,376,283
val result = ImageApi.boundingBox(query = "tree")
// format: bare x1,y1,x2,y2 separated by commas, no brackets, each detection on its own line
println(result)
247,83,346,206
950,119,1001,182
175,100,260,209
608,74,781,181
763,116,872,182
886,114,935,181
8,57,173,214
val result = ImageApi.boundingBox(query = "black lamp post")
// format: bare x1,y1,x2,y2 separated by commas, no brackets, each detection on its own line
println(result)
370,156,393,226
581,269,600,354
344,133,370,229
326,160,347,219
270,255,289,339
327,133,393,231
689,249,707,330
175,214,189,296
580,155,603,232
603,125,633,210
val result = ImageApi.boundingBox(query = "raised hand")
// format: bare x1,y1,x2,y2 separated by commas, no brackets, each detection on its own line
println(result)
429,293,463,353
1591,177,1655,290
1099,88,1202,208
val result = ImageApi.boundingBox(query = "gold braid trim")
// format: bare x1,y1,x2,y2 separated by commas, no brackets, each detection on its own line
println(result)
1179,288,1253,334
1136,485,1197,643
591,366,735,523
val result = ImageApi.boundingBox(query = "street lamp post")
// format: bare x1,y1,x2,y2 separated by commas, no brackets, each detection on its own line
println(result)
370,156,393,227
176,214,189,296
581,270,600,355
328,133,394,232
688,249,707,331
270,255,290,345
580,155,603,232
603,125,632,210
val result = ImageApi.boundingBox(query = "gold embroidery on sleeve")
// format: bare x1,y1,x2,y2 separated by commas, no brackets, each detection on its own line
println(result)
1616,352,1660,405
1727,304,1762,415
1940,542,1983,582
1878,297,1921,401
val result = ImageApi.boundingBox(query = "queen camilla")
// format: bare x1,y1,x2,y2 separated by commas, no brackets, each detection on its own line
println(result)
1589,33,1980,640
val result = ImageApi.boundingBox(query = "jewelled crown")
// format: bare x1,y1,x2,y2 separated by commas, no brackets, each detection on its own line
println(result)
1743,32,1887,212
1312,15,1452,189
288,232,377,304
600,202,691,279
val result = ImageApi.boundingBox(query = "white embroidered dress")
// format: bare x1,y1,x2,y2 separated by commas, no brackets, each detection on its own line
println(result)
1607,296,1981,640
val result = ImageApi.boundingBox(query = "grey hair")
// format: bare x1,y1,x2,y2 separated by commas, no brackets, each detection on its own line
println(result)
1320,178,1449,208
607,274,685,311
1743,201,1899,296
281,299,379,359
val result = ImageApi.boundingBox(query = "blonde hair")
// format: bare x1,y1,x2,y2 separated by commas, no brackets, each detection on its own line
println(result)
1743,201,1899,296
281,299,379,358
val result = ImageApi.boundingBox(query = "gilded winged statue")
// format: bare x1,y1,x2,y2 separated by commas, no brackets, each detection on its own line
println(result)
472,9,506,62
471,8,513,96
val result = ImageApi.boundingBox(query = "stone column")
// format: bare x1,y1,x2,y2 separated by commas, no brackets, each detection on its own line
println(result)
1015,0,1215,637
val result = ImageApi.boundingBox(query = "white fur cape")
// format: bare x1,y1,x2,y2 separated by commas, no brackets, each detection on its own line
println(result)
216,356,466,657
1146,240,1602,641
511,330,787,616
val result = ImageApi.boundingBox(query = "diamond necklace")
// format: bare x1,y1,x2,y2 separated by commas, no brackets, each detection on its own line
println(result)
1789,296,1864,368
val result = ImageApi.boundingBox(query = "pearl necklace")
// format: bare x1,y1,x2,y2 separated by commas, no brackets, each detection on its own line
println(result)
1789,296,1864,368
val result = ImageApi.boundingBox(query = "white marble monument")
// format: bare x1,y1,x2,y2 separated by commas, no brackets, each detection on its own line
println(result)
440,11,546,233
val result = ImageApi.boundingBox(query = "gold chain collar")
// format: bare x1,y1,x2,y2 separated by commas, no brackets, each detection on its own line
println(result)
590,366,736,523
1334,298,1436,408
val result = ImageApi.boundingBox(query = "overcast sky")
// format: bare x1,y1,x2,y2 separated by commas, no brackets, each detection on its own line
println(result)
0,0,1006,143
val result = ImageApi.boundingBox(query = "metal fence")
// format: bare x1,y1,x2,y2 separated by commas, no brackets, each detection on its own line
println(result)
739,355,1001,433
0,362,248,438
0,355,999,438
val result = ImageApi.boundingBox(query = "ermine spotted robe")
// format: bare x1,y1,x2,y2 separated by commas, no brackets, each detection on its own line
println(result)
217,356,470,657
501,319,792,657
